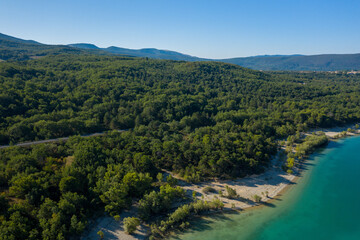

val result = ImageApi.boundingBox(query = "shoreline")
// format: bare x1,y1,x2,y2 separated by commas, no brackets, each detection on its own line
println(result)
166,125,360,239
82,124,359,240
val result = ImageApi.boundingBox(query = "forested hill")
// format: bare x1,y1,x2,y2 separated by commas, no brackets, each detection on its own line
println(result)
221,53,360,71
2,32,360,70
1,55,360,175
69,42,360,71
69,43,203,61
1,54,360,239
0,33,112,61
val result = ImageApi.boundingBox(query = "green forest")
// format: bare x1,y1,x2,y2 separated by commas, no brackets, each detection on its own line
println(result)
1,54,360,239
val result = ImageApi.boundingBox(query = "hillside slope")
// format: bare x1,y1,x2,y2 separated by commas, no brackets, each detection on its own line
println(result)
1,32,360,70
221,53,360,71
0,33,111,61
69,43,204,61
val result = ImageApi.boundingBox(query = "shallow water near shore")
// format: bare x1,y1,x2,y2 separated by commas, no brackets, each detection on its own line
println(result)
171,136,360,240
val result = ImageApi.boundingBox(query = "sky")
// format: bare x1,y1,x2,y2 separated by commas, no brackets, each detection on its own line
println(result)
0,0,359,59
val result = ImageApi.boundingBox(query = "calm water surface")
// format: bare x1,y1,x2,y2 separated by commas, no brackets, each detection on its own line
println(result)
172,136,360,240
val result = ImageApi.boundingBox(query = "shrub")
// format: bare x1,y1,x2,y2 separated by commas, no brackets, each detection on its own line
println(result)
202,186,217,194
225,185,237,199
166,175,178,186
295,135,328,159
253,194,262,203
210,198,224,210
123,217,140,234
97,230,104,239
192,199,211,213
192,191,197,199
218,190,223,197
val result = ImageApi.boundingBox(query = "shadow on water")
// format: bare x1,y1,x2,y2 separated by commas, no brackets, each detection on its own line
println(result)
295,140,343,175
171,212,237,239
171,197,280,239
261,201,276,208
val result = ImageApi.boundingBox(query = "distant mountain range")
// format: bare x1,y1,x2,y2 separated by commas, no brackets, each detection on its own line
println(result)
0,33,110,61
221,54,360,71
68,43,204,62
1,32,360,71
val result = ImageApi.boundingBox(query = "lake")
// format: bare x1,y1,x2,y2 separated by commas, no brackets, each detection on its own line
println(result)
172,135,360,240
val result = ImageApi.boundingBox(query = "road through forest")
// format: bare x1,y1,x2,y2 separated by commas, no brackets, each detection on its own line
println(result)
0,129,127,149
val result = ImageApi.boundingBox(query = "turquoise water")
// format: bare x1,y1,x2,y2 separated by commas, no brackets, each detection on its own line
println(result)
173,136,360,240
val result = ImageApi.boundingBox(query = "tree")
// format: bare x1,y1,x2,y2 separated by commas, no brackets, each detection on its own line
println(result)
0,196,9,215
100,184,129,216
138,184,185,220
73,140,106,169
122,172,152,198
59,176,82,193
156,173,163,183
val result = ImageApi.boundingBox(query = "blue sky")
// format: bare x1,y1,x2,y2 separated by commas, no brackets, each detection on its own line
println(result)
1,0,359,58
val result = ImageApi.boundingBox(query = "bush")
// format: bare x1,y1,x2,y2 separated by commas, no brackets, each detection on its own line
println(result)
166,175,178,186
192,191,197,199
179,221,189,229
97,230,104,239
210,198,224,210
253,194,262,203
218,190,223,197
192,199,211,213
123,217,140,234
225,185,237,199
183,171,202,183
202,186,217,194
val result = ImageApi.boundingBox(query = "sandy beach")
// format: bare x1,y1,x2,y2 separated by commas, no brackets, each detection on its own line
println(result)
178,125,360,211
82,125,359,240
180,157,295,210
81,209,149,240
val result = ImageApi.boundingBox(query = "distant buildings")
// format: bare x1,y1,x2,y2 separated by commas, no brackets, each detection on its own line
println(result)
347,70,360,74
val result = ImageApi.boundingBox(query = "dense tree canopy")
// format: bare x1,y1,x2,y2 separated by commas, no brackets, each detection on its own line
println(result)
1,55,360,239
